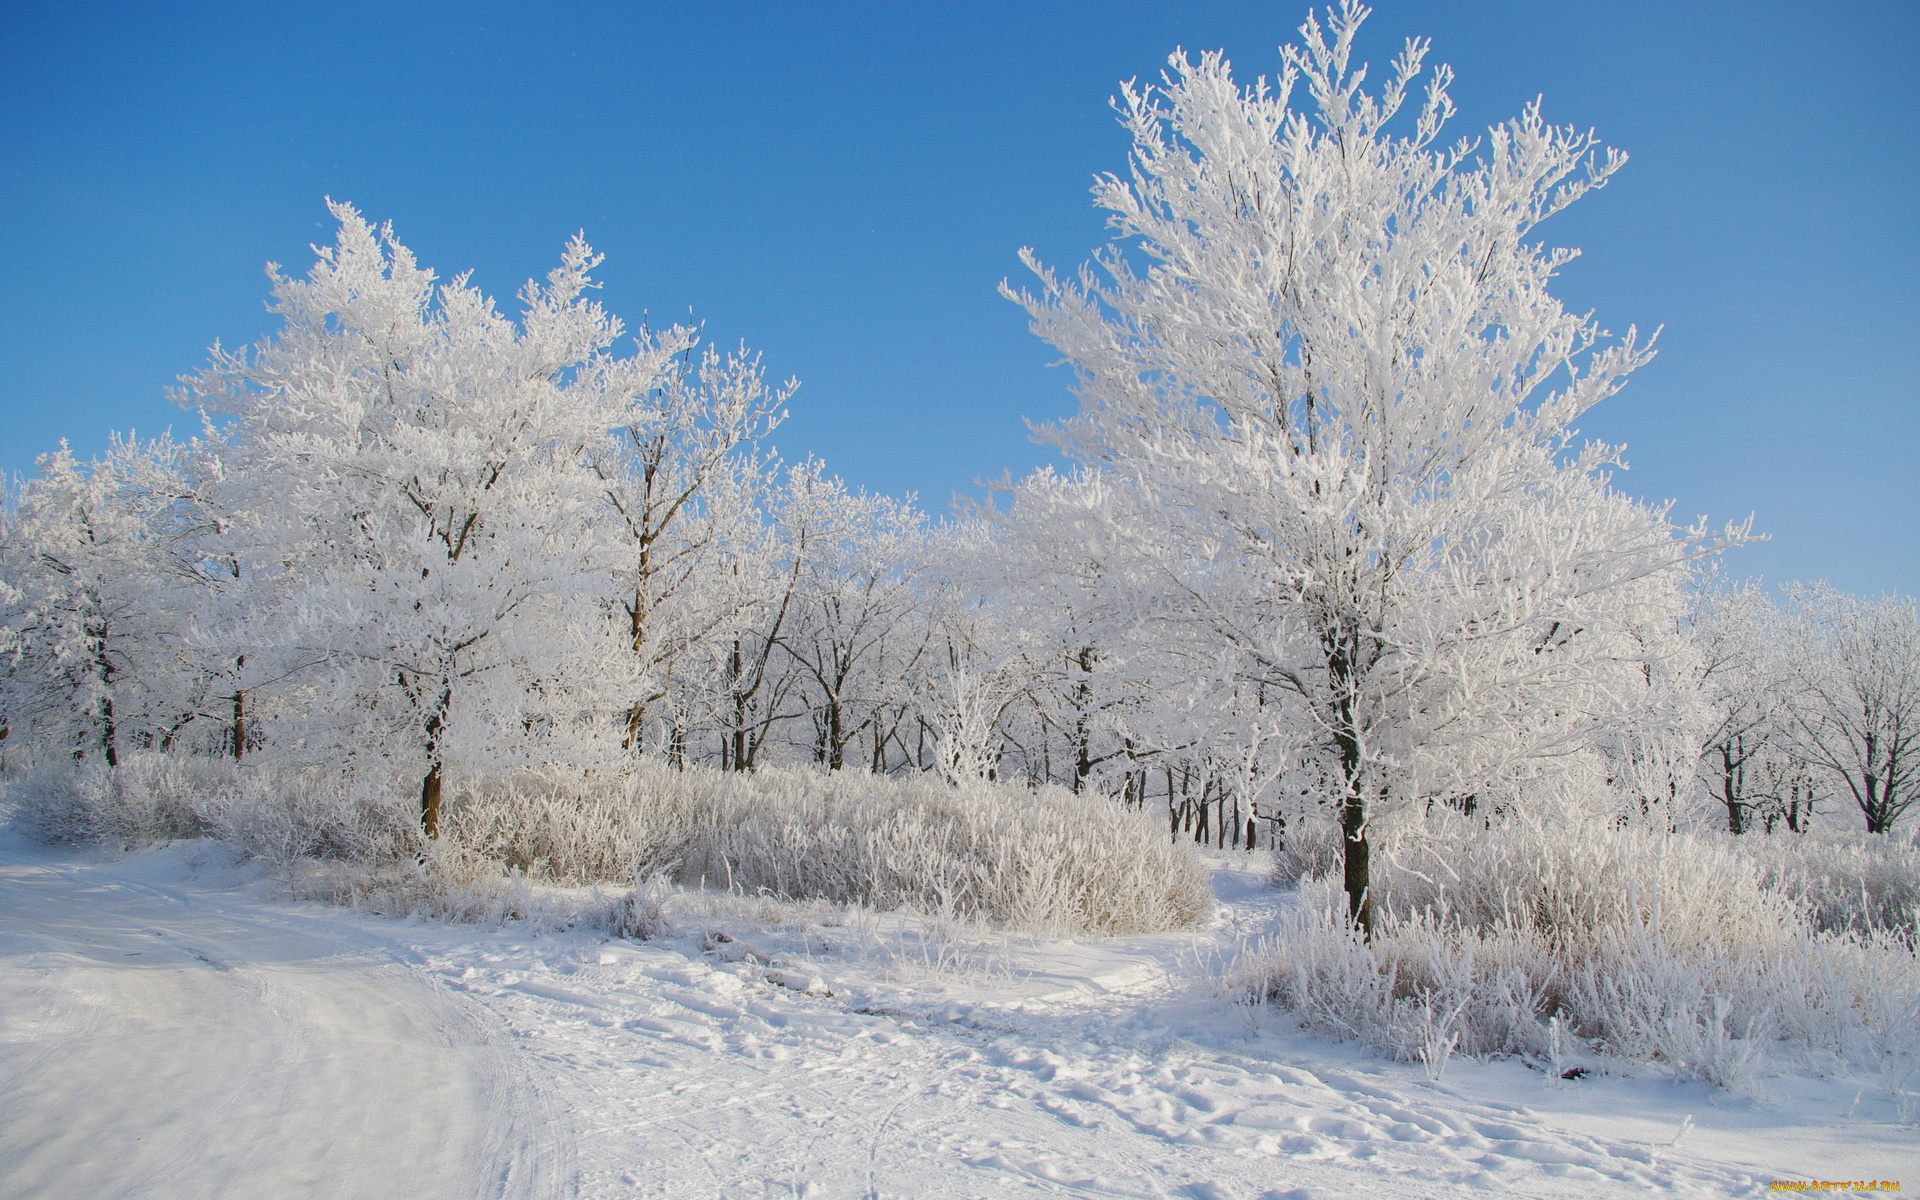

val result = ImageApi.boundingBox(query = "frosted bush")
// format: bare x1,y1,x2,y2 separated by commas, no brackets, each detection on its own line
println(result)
443,761,1212,937
1743,829,1920,942
197,767,412,878
7,752,413,870
1239,812,1920,1089
1268,815,1344,888
6,753,1207,937
8,754,220,848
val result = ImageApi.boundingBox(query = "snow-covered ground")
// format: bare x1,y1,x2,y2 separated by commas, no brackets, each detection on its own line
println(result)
1,834,1909,1199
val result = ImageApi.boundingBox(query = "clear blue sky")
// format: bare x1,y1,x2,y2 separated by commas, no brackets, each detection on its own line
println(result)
3,1,1914,596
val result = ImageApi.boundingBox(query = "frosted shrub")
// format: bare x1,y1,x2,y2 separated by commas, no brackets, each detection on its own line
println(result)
6,753,1206,937
310,843,596,930
8,755,215,848
197,767,412,878
443,761,1212,937
1268,816,1344,888
1745,830,1920,942
1240,812,1920,1089
7,752,414,871
445,767,672,884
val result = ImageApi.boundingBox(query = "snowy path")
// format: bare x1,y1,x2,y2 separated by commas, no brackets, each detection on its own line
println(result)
425,913,1774,1198
398,860,1913,1198
0,842,571,1200
1,839,1908,1199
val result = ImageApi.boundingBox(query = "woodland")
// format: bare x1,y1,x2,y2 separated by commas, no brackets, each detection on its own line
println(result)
3,2,1915,1093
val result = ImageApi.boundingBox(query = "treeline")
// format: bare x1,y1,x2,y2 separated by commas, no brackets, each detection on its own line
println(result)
0,209,1909,865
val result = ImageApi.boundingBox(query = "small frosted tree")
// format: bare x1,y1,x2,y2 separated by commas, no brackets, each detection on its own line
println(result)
1690,579,1795,834
0,436,211,765
1005,2,1743,931
1782,586,1920,834
775,465,932,771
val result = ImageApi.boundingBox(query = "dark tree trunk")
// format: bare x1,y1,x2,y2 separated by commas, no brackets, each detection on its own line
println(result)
1341,790,1371,938
730,640,750,771
420,684,451,838
1332,710,1372,936
101,696,119,769
231,655,248,762
1721,744,1744,834
1328,633,1373,939
1865,768,1890,834
826,698,844,770
421,761,443,840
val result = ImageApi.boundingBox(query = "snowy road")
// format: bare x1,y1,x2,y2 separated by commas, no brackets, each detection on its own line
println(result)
1,839,1908,1199
0,843,570,1200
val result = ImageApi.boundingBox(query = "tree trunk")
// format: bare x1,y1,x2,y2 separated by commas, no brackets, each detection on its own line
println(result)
1341,792,1371,938
231,655,247,762
1865,769,1890,834
101,695,119,769
1721,745,1744,834
95,637,119,768
624,701,645,753
1073,645,1095,793
1329,636,1373,939
826,697,844,770
729,639,750,771
420,684,451,838
420,761,443,840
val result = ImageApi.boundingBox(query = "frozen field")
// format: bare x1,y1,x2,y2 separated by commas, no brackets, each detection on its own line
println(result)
0,833,1909,1199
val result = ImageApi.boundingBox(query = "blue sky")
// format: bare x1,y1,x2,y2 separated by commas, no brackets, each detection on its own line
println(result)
2,1,1914,595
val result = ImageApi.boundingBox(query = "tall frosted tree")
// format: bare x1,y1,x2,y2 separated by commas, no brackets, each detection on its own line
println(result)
178,203,687,835
588,337,790,757
1006,2,1742,931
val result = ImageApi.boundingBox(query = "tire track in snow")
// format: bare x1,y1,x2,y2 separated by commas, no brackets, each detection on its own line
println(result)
0,846,574,1200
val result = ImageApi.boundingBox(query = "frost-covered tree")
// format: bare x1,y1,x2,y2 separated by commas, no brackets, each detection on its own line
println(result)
975,469,1154,793
589,337,791,756
774,465,933,772
1689,580,1798,833
177,203,689,835
1782,586,1920,834
0,436,212,764
1005,2,1743,931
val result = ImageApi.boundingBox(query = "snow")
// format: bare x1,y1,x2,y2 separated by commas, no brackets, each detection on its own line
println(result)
2,836,1910,1198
